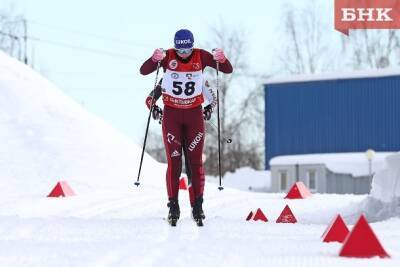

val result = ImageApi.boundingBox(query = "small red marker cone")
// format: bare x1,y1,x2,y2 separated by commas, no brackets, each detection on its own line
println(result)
246,211,254,221
339,214,390,258
179,177,187,190
253,208,268,222
276,205,297,223
285,182,312,199
47,181,76,197
322,214,349,243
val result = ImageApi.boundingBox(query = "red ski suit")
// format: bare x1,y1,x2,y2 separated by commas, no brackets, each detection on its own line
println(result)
140,48,232,204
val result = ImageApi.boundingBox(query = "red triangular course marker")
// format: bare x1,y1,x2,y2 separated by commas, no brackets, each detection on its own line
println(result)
246,211,254,221
284,182,312,199
47,181,76,197
276,205,297,223
339,214,390,258
253,208,268,222
179,177,187,190
322,214,349,243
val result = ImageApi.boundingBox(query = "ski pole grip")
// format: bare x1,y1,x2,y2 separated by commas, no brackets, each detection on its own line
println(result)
159,48,166,58
212,48,220,71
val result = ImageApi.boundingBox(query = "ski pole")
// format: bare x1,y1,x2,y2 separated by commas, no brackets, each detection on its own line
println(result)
135,58,162,187
207,121,232,144
213,49,224,191
216,81,224,191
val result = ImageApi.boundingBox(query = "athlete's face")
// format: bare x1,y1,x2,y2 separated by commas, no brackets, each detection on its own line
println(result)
176,48,193,59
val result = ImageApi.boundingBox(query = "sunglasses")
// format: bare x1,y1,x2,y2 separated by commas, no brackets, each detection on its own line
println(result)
175,48,193,54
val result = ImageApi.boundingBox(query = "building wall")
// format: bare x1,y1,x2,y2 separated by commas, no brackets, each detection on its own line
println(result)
298,164,327,193
271,164,372,194
264,75,400,169
353,175,373,194
270,165,296,192
325,169,372,194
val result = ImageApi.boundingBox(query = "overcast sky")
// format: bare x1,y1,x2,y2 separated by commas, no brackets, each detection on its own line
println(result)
0,0,333,143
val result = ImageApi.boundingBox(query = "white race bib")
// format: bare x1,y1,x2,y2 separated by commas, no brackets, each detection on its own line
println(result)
162,70,203,99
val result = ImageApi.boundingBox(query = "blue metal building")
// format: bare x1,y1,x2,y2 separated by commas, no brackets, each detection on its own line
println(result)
264,71,400,169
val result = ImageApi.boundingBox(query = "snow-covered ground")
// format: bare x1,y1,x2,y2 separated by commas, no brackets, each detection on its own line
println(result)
1,51,400,266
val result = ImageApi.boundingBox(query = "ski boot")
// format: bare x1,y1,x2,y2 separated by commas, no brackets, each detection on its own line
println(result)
192,197,205,226
167,199,180,227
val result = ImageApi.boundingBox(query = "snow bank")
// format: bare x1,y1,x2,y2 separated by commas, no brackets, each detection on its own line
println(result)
207,167,271,192
270,152,393,177
0,51,164,196
355,152,400,222
370,152,400,202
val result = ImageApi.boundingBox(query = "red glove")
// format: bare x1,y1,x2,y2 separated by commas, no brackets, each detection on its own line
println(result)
212,48,226,63
151,48,165,62
145,96,153,109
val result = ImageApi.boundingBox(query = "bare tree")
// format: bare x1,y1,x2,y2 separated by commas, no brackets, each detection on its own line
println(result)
203,21,264,176
205,83,265,176
277,1,399,72
277,1,337,74
0,7,24,60
342,30,399,70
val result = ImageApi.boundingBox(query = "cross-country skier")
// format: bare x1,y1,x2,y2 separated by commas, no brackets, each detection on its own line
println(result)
145,79,216,216
145,78,217,205
140,29,233,226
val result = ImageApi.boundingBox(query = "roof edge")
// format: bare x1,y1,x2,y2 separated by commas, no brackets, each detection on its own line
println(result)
264,68,400,85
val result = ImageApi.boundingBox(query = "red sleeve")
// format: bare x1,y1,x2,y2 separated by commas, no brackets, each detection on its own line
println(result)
140,57,157,75
139,51,169,75
200,49,233,74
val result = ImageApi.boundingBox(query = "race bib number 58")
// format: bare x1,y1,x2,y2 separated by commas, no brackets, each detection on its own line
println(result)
172,81,196,96
162,70,203,99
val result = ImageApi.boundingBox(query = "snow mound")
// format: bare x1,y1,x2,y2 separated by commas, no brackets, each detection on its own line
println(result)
370,152,400,202
358,152,400,222
0,51,164,196
208,167,271,192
